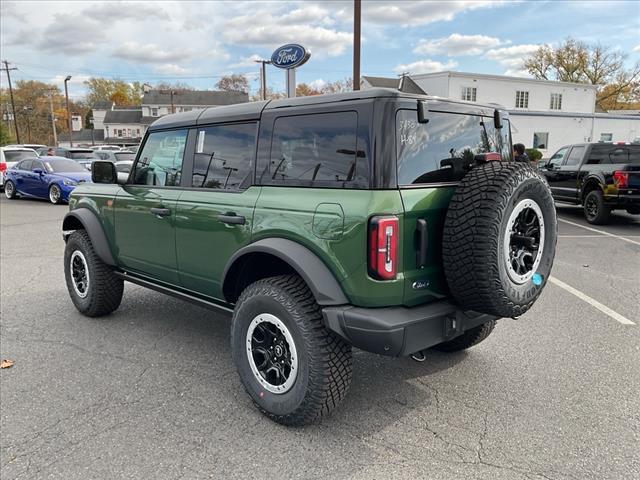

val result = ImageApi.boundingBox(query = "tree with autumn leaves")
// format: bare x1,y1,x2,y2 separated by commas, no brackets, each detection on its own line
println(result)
524,38,640,111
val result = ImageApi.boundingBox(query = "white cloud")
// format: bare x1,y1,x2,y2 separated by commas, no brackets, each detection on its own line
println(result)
414,34,502,56
484,44,542,75
228,54,264,69
308,78,327,90
83,2,170,21
49,74,92,85
363,0,506,26
633,45,640,53
393,59,458,75
223,8,352,57
154,64,191,75
112,42,194,64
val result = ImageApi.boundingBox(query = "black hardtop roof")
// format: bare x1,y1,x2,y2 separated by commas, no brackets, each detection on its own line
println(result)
147,88,505,131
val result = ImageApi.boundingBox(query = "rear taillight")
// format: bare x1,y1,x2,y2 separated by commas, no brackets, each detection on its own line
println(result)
0,162,6,172
613,170,628,189
368,216,399,280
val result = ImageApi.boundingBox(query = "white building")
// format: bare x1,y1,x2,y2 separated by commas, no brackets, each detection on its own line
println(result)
364,72,640,156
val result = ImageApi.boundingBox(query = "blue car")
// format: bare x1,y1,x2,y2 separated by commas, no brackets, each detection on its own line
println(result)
4,156,91,204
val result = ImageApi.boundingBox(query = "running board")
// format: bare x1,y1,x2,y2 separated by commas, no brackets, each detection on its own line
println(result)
114,271,234,315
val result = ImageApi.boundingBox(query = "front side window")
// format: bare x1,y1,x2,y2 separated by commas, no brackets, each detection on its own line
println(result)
548,147,569,167
565,146,585,166
533,132,548,149
461,87,477,102
263,112,362,187
515,91,529,108
550,93,562,110
396,109,508,185
131,129,187,186
191,123,257,190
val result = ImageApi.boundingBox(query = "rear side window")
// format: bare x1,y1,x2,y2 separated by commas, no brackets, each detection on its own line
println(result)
396,109,507,185
263,112,363,187
192,123,256,190
588,145,640,164
565,146,585,166
132,129,187,186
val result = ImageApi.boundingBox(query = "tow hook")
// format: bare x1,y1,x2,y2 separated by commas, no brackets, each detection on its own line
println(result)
410,351,427,362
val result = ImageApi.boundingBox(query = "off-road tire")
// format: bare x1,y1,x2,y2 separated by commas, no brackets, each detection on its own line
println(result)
231,274,353,426
432,320,496,352
443,162,557,318
64,230,123,317
4,180,17,199
583,190,610,225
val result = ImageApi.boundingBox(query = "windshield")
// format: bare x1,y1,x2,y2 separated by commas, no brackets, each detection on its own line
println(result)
114,152,135,162
70,152,99,159
4,151,36,162
43,159,88,173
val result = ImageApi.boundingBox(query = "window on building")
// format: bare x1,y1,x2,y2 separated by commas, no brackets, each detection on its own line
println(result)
533,132,549,149
132,129,187,186
550,93,562,110
515,91,529,108
461,87,477,102
151,108,158,116
117,129,123,138
396,109,510,185
136,128,141,137
261,111,364,187
183,107,192,112
127,128,131,137
599,133,613,142
191,123,257,190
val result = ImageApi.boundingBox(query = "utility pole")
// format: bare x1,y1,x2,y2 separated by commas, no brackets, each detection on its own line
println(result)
353,0,361,90
48,91,58,146
64,75,73,147
254,59,271,100
1,60,20,143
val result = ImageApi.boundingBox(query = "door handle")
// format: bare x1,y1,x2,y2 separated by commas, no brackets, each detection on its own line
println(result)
218,213,246,225
150,207,171,217
416,219,428,268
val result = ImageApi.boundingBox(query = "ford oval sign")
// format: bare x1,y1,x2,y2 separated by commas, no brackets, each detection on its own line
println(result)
271,44,310,69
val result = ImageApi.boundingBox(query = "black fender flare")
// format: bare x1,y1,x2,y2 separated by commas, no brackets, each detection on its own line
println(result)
222,238,349,306
62,209,116,266
579,175,605,203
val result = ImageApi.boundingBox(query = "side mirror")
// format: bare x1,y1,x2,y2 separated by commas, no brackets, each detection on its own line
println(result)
91,161,117,184
493,109,503,129
33,168,44,175
417,100,429,124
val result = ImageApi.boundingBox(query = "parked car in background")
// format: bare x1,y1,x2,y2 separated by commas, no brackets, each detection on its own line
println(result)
4,156,91,204
92,145,122,151
1,147,38,190
121,145,140,154
93,151,136,162
67,148,100,160
541,142,640,223
4,143,46,151
114,159,133,182
36,147,70,157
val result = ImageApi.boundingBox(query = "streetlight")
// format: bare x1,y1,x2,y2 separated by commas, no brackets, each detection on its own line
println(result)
64,75,73,147
254,59,272,100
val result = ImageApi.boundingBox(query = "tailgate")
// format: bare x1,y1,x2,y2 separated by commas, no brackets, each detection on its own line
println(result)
400,187,455,306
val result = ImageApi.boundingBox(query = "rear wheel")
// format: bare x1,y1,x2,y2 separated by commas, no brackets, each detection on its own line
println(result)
231,275,353,426
49,184,62,204
64,230,123,317
583,190,610,224
4,180,17,199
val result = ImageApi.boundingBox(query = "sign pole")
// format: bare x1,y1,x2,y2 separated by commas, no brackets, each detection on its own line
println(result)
286,68,296,98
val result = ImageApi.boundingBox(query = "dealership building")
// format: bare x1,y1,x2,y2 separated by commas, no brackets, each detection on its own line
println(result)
364,71,640,157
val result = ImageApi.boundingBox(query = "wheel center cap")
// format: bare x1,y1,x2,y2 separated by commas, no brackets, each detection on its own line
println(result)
274,344,284,357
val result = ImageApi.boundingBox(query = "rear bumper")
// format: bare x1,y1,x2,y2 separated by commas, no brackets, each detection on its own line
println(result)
322,300,498,357
604,193,640,208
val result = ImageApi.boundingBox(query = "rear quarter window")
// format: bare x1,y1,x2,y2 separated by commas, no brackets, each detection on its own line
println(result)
396,109,509,185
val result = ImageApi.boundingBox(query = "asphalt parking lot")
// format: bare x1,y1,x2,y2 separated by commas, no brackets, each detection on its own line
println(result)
1,196,638,480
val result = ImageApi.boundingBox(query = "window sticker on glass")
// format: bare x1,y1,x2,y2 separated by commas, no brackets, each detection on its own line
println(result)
197,130,205,153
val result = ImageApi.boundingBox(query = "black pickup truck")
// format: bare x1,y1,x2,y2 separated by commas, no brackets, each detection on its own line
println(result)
541,142,640,224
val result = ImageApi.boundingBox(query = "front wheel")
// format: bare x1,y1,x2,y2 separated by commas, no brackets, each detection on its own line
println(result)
49,184,62,204
64,230,124,317
583,190,610,225
4,180,17,199
231,275,353,426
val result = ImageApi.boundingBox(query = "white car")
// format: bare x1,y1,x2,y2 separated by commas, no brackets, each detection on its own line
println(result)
1,147,38,190
114,160,133,183
92,145,123,151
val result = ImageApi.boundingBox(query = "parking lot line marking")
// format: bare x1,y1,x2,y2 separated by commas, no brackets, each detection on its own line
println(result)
557,217,640,246
549,276,636,325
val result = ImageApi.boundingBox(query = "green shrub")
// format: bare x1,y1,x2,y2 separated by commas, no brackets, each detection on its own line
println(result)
526,148,543,161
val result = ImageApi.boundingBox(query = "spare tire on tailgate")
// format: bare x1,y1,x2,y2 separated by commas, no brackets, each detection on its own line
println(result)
443,162,557,318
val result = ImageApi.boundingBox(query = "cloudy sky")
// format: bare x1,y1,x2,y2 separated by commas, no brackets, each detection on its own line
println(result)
1,0,639,99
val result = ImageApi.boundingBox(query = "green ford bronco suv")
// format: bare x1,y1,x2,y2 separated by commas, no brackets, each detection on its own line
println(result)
63,89,557,425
